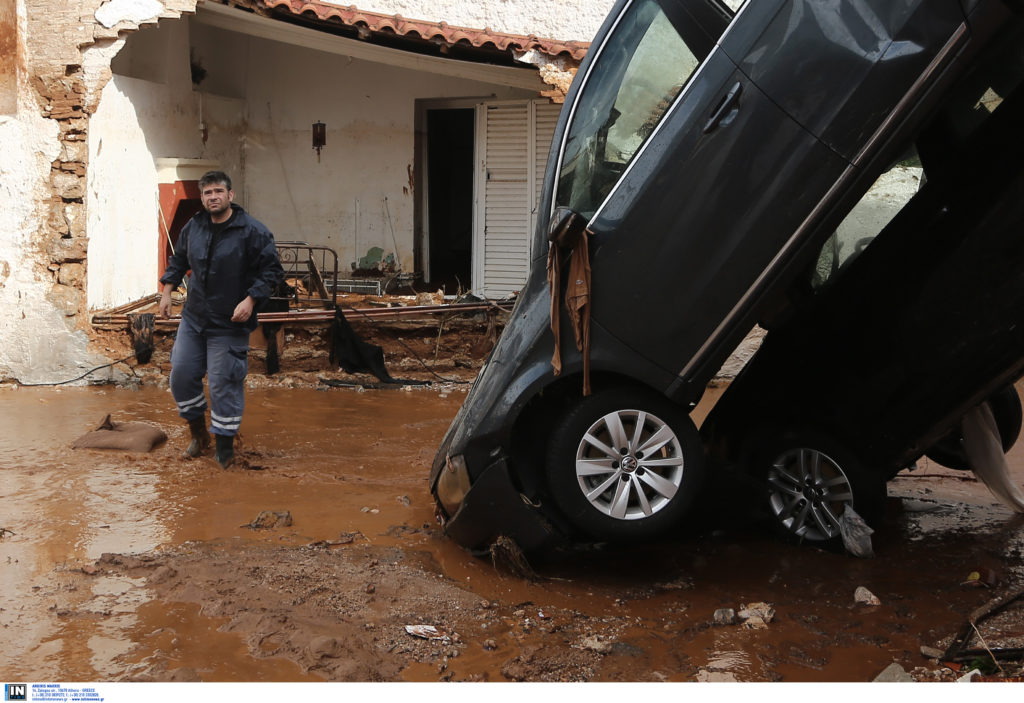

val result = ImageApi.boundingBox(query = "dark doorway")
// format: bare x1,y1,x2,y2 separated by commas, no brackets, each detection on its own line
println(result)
426,108,475,293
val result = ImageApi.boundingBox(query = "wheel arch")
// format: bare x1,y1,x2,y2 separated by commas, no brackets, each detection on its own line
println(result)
507,370,685,500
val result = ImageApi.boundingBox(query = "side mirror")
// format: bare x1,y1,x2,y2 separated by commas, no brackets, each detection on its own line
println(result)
547,207,588,249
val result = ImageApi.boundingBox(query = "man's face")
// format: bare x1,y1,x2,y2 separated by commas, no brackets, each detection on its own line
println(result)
201,182,234,219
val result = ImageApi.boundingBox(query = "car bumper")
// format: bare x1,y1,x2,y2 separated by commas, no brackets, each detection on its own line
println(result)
438,457,555,553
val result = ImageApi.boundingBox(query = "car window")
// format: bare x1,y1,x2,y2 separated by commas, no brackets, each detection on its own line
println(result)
810,151,923,290
812,23,1024,292
555,0,707,220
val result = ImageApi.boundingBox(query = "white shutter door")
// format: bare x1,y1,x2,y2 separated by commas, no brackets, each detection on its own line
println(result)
474,100,562,298
481,102,530,297
532,101,561,247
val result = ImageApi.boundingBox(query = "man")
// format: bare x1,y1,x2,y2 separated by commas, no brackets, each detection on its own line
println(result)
158,171,284,467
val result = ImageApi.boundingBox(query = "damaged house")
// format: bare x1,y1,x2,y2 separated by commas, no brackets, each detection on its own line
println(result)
0,0,610,384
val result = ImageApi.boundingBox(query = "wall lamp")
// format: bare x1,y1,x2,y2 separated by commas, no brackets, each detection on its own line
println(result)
313,121,326,162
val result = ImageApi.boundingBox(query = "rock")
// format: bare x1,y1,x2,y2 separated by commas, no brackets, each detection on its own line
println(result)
405,624,451,642
482,639,498,651
855,586,881,606
577,635,612,654
839,507,875,558
696,669,739,682
244,511,293,529
920,646,944,659
714,608,738,625
738,602,774,628
874,662,914,682
958,668,982,682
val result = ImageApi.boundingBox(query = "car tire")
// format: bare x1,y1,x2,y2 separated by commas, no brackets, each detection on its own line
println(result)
761,432,885,545
545,387,704,542
925,386,1023,471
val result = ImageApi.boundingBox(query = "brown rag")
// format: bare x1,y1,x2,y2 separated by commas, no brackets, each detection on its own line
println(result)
547,228,593,396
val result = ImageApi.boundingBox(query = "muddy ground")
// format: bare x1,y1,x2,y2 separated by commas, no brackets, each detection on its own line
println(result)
2,306,1024,684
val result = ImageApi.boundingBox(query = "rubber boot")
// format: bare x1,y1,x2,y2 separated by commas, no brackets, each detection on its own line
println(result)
183,416,211,458
215,434,235,468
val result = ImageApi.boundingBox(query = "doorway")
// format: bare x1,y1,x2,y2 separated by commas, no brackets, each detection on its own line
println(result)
157,180,203,284
425,108,475,293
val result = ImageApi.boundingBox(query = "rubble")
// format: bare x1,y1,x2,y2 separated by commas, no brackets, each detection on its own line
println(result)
855,587,882,606
873,662,914,682
242,511,293,530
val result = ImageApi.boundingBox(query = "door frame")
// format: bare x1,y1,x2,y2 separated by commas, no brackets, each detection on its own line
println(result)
414,97,488,286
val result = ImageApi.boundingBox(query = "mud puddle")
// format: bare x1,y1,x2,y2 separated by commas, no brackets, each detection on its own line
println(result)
1,384,1023,683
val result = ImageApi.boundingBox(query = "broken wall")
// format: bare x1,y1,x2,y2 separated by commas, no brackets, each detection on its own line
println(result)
87,16,245,309
0,0,199,383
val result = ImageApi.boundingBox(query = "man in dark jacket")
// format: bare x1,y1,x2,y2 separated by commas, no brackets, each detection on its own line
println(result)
158,171,284,467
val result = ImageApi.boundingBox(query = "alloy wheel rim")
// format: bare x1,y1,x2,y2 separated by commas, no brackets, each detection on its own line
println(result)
767,447,854,541
574,409,685,520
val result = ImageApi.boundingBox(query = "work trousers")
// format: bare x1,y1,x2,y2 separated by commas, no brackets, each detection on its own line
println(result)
169,318,249,437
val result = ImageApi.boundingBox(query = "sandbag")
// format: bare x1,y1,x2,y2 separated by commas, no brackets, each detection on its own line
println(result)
72,414,167,452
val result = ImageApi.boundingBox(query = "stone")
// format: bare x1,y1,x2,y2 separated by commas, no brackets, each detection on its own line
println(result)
855,586,881,606
713,608,737,625
738,602,775,625
49,283,81,316
48,236,88,262
577,635,612,654
58,262,85,287
873,662,914,682
53,171,85,199
244,510,293,529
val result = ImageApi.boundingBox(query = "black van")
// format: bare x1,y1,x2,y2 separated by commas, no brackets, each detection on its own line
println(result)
430,0,1024,551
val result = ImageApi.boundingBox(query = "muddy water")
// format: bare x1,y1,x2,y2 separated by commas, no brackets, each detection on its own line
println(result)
1,384,1023,682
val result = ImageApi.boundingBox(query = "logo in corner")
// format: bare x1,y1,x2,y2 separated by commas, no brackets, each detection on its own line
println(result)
4,684,27,702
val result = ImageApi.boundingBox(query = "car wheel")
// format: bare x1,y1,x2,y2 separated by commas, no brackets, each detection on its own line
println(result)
546,387,704,542
925,386,1022,471
764,435,884,544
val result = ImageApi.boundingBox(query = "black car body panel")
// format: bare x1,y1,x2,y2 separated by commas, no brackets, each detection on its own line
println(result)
722,0,966,162
703,42,1024,474
431,0,1024,550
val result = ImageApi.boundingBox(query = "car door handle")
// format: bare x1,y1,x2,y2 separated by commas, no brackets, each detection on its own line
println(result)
703,81,743,134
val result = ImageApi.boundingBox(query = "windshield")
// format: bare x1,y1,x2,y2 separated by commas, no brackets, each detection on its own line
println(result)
554,0,704,219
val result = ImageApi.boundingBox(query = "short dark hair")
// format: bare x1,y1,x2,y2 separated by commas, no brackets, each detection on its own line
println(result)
199,170,232,191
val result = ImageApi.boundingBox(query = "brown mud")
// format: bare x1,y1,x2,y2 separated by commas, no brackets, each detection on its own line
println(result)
2,327,1024,682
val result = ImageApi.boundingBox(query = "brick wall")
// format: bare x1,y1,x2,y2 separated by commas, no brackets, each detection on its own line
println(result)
22,0,197,320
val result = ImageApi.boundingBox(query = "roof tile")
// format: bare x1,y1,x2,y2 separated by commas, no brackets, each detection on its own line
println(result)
257,0,590,60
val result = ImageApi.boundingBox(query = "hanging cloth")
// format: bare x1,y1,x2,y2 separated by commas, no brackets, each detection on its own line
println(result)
546,208,593,396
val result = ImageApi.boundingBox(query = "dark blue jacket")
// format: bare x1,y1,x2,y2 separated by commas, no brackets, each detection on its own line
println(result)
160,205,284,333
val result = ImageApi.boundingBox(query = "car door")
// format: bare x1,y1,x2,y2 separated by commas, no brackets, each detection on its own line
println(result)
553,0,966,401
559,0,847,393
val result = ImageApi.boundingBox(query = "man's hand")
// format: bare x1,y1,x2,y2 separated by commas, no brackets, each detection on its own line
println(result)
159,284,175,318
232,295,256,323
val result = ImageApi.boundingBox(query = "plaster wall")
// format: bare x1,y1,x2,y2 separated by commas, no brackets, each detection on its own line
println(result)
191,25,537,271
